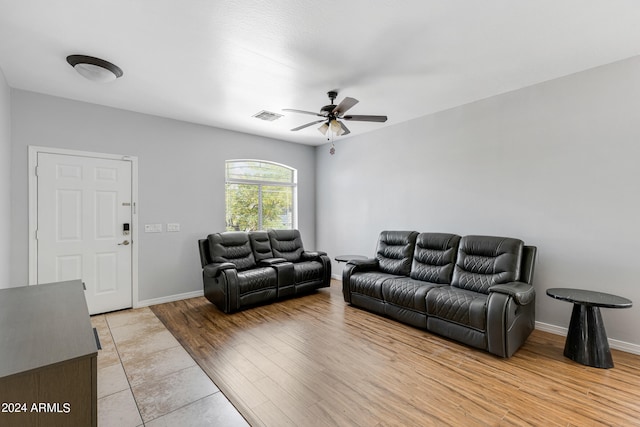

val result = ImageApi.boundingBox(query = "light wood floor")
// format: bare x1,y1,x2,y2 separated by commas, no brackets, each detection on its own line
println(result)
151,280,640,426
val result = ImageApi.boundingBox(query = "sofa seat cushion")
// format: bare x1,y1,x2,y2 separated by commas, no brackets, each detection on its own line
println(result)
382,278,441,312
293,260,323,283
349,272,400,300
426,287,487,331
237,267,277,294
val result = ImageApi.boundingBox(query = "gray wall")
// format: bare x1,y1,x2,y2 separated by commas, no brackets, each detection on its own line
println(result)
317,56,640,346
0,69,10,287
10,90,317,301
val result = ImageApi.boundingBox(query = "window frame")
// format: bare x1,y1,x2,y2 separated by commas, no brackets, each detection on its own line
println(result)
225,159,298,231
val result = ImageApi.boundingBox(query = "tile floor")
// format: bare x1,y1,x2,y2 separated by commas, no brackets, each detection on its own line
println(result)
91,307,249,427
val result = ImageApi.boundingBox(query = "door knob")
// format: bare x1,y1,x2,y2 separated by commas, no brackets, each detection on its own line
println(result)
118,240,130,246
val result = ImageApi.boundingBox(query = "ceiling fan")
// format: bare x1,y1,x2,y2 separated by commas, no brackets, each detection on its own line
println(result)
284,91,388,138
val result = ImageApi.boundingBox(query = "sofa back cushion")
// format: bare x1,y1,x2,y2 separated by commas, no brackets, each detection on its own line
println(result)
410,233,461,284
249,231,274,262
452,235,523,294
268,229,304,262
208,232,256,271
376,231,419,276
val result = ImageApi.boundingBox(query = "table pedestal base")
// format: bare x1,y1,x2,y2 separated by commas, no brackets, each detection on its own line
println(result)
564,303,613,369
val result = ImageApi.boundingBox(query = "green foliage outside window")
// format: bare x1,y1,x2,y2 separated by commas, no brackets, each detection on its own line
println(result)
225,160,295,231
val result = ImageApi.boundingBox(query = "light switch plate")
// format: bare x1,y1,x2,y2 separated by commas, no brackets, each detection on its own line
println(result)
144,224,162,233
167,223,180,232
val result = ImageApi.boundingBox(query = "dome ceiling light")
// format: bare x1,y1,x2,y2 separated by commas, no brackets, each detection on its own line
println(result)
66,55,123,83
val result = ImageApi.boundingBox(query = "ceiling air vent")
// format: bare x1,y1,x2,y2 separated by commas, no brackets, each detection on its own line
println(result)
253,110,283,121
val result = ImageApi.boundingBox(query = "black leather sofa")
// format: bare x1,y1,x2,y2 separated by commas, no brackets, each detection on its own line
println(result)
198,229,331,313
342,231,537,357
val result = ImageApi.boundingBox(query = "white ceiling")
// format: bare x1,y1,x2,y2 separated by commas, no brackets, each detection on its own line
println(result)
1,0,640,146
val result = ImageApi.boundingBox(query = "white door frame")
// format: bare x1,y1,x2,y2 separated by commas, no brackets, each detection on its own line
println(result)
28,146,139,308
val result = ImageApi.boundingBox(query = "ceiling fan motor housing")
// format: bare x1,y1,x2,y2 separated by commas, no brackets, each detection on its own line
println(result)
322,91,339,115
321,104,336,115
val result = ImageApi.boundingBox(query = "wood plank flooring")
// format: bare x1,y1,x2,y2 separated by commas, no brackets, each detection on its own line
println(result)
151,280,640,426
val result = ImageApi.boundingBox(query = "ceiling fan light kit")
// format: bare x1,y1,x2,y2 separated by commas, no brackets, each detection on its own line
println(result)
66,55,123,83
284,91,387,154
318,122,329,135
330,119,344,136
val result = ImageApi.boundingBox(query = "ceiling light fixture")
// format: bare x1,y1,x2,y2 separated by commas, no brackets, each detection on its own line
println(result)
318,122,329,135
318,119,346,155
287,91,387,155
318,119,345,137
330,119,344,136
66,55,123,83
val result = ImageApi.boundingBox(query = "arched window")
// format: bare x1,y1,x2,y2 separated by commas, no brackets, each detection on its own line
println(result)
225,160,297,231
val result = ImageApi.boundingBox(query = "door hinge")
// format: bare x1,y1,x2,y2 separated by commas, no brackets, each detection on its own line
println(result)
35,166,39,176
133,202,137,214
35,229,39,240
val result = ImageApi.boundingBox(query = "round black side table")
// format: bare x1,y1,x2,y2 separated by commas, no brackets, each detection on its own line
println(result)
546,288,632,369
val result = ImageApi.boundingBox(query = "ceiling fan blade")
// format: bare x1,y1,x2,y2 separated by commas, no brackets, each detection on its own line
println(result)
291,119,326,131
343,114,388,122
339,121,351,135
333,97,359,116
283,108,325,117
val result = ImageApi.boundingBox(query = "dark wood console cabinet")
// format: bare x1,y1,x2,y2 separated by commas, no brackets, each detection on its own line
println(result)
0,280,98,427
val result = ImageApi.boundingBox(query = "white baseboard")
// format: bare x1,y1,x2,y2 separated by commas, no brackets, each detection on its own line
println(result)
534,321,566,336
136,289,204,308
535,321,640,356
331,273,342,280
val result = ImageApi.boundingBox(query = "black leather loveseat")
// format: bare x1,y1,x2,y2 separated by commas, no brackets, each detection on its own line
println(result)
198,229,331,313
342,231,537,357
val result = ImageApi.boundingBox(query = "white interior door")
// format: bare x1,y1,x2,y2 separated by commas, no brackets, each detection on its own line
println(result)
36,152,133,314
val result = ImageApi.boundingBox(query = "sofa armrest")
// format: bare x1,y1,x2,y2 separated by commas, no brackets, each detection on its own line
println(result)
342,258,379,303
346,258,379,271
203,262,236,278
302,251,327,260
489,282,535,305
259,257,287,266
